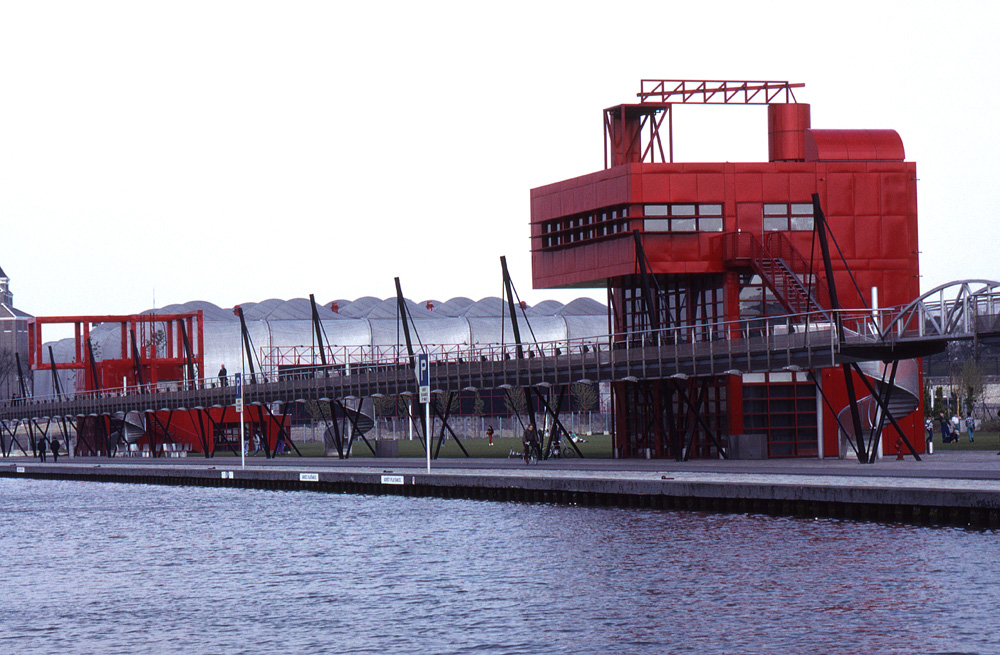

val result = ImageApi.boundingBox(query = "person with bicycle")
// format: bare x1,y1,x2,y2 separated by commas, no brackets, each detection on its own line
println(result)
547,424,564,459
522,423,540,464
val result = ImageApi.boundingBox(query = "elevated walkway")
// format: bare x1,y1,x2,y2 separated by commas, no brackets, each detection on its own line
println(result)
4,282,1000,460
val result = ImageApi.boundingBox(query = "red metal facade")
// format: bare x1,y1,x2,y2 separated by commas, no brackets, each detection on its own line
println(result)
531,158,918,305
29,312,205,392
530,80,921,458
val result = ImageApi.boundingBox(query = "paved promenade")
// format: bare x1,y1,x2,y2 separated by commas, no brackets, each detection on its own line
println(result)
3,451,999,527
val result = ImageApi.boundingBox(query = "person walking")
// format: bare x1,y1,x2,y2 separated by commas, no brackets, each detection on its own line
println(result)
38,436,47,462
51,439,60,462
938,413,954,443
486,425,494,447
925,417,934,445
218,364,228,387
965,415,975,443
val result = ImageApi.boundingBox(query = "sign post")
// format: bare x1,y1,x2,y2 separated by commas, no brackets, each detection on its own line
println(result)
235,372,245,470
417,353,430,472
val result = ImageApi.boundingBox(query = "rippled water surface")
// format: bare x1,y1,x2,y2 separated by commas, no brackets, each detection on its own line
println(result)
1,478,997,654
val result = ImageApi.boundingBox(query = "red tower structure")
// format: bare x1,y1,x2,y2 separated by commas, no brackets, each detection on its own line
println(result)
29,311,205,393
530,80,921,459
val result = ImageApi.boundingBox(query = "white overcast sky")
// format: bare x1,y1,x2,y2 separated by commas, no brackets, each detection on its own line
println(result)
1,0,998,319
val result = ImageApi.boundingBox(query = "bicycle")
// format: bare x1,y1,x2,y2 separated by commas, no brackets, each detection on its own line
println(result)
522,440,540,465
544,437,577,459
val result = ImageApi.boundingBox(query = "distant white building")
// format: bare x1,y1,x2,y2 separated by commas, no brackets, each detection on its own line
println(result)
37,295,609,397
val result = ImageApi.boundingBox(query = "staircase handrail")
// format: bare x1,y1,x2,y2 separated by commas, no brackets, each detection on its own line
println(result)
764,232,831,310
721,231,829,319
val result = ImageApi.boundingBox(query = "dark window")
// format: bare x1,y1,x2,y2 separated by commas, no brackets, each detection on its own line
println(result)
741,374,817,457
538,205,629,250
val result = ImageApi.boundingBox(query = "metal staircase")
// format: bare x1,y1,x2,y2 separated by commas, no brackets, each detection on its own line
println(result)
724,231,919,458
723,232,828,318
837,359,920,458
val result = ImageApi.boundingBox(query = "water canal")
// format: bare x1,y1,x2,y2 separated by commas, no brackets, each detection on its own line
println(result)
1,478,996,654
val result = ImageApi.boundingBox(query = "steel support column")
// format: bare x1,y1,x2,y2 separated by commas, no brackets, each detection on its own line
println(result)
813,193,868,463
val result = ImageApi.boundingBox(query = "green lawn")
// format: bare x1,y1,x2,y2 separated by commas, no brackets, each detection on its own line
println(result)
238,431,996,459
232,434,615,458
928,430,1000,452
403,434,611,458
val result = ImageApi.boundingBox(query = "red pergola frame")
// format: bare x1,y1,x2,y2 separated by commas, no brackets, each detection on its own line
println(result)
605,79,805,168
28,311,205,391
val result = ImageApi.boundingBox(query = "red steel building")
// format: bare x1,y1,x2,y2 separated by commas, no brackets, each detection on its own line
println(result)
530,80,921,459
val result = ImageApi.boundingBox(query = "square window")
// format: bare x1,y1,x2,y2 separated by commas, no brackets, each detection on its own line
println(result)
790,216,814,231
671,204,696,216
701,204,723,215
763,217,788,231
791,203,813,215
644,205,669,216
699,217,724,232
670,218,697,231
644,219,670,231
764,204,786,215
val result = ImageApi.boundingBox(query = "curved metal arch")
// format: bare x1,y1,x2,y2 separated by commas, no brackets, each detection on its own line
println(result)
884,279,1000,338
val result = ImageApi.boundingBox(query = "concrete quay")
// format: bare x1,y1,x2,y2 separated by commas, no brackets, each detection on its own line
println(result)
3,452,999,528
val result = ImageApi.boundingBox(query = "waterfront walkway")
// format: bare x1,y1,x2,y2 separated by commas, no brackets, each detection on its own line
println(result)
3,452,999,527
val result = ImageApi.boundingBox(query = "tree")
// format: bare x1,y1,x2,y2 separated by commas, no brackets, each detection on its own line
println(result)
503,386,526,417
373,394,398,418
572,382,599,413
960,359,985,416
0,348,16,399
304,400,334,421
933,386,944,416
144,329,166,358
433,391,460,415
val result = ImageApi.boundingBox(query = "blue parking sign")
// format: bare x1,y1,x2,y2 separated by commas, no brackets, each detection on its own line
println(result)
417,354,429,387
417,354,430,403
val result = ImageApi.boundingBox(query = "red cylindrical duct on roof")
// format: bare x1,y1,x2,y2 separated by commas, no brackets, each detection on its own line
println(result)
804,129,905,161
768,103,811,162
